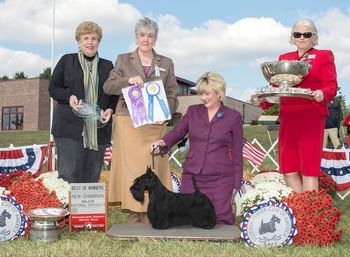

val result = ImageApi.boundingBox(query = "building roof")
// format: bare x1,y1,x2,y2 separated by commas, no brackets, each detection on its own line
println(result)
176,76,196,87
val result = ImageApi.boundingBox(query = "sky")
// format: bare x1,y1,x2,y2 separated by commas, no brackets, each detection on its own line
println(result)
1,0,350,104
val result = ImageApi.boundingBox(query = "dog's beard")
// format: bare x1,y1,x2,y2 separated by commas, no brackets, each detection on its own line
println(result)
130,183,145,202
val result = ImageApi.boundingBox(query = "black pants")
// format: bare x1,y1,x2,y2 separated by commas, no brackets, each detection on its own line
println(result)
55,137,107,183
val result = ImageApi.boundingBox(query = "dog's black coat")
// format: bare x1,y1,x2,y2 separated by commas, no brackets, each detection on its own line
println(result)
130,167,216,229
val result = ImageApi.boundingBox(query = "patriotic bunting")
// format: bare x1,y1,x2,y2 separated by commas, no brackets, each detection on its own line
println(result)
321,148,350,191
0,145,46,175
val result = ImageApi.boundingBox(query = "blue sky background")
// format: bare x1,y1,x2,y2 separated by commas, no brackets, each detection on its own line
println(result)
1,0,350,104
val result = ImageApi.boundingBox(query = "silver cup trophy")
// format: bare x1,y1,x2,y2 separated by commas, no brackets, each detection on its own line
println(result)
253,60,312,104
29,207,69,242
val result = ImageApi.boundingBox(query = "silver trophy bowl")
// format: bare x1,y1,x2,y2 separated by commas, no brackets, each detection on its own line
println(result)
254,60,312,103
29,208,69,242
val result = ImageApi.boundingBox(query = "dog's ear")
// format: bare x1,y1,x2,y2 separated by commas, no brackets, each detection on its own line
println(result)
146,166,153,174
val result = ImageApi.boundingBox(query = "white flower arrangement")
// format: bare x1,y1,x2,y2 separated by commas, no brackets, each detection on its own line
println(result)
0,186,10,196
250,171,286,187
240,181,293,215
36,171,70,206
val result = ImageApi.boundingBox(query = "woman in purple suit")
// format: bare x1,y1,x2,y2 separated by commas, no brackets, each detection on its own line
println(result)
152,72,243,224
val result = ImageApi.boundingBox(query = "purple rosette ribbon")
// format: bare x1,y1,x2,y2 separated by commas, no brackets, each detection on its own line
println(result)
128,86,148,126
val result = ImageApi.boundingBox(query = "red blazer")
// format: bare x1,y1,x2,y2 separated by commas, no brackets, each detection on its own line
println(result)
161,104,243,189
278,48,337,117
344,114,350,126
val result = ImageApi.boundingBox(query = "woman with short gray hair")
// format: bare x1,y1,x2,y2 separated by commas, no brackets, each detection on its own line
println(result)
104,17,179,223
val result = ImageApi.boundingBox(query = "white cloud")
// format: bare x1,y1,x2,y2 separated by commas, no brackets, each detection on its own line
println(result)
0,47,50,77
1,1,350,103
236,88,258,103
0,0,141,44
155,15,291,78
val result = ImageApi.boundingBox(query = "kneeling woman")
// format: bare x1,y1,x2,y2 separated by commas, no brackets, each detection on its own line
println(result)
151,72,243,224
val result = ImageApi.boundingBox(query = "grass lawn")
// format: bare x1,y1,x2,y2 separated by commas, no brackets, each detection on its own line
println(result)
0,128,349,257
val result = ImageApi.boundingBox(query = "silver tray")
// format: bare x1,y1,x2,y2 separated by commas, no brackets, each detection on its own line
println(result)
255,91,313,104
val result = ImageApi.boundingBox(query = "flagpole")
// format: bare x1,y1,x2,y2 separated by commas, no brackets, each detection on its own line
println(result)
48,0,56,171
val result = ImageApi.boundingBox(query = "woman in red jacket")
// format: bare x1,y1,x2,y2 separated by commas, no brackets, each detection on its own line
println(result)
261,18,337,192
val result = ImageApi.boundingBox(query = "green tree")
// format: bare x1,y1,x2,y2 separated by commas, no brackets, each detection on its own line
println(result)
335,86,349,118
13,72,27,79
262,104,279,115
0,75,9,80
39,67,51,80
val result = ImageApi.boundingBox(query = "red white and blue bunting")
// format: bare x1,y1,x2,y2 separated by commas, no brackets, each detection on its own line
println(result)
321,148,350,191
0,145,46,175
171,172,181,193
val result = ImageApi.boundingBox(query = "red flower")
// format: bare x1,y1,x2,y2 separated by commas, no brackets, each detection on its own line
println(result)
284,189,343,246
2,171,63,237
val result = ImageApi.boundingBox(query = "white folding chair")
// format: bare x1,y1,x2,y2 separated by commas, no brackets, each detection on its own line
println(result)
168,138,189,168
266,125,279,155
249,138,279,173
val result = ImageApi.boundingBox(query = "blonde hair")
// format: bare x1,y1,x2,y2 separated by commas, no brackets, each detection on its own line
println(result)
196,71,226,101
289,18,319,46
75,21,102,42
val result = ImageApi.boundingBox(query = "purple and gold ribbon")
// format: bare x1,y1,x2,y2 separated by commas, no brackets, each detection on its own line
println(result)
128,86,148,126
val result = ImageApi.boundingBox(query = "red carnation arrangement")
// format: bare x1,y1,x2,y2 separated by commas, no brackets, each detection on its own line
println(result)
0,171,63,236
283,189,342,246
6,173,62,214
319,171,337,196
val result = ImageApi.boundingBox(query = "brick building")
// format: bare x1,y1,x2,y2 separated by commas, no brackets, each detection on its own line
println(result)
176,77,262,124
0,77,261,132
0,78,50,131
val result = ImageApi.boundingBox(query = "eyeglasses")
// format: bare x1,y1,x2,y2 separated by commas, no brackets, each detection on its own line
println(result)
293,32,313,39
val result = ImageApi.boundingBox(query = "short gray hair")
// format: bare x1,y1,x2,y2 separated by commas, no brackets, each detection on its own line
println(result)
135,17,159,40
289,18,319,46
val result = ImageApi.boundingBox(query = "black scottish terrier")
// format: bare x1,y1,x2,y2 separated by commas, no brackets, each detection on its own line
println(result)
130,167,216,229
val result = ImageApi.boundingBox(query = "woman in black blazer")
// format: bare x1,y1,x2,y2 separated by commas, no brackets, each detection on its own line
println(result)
49,21,118,183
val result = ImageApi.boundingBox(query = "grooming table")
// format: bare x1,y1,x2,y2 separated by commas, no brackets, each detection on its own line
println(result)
107,224,241,241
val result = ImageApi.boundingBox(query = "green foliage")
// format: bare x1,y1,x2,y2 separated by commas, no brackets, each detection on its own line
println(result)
39,67,52,80
0,75,9,80
13,71,28,79
336,87,349,118
262,104,279,115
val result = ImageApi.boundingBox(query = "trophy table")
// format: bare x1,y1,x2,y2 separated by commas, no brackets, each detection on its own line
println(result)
253,60,312,104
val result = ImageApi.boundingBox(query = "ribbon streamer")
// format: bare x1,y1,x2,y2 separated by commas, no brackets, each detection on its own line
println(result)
128,86,148,126
146,82,170,122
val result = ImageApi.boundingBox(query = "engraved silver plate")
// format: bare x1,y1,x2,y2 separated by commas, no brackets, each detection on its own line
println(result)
253,60,312,104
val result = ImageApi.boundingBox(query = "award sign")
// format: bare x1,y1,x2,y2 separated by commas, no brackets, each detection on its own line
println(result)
241,199,297,247
69,183,107,232
0,195,28,241
122,80,171,128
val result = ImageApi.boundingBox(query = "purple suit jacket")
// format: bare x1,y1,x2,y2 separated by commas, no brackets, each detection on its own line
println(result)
162,103,243,189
